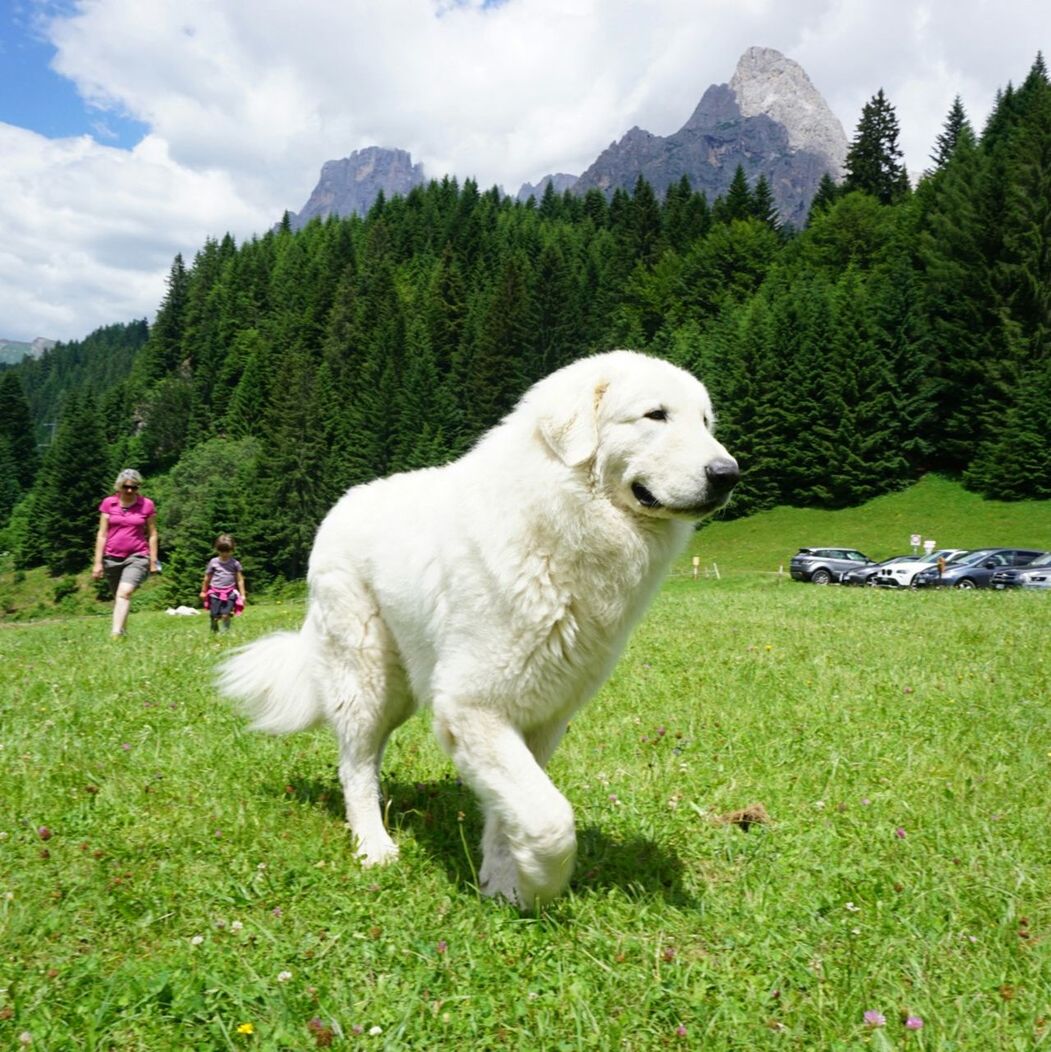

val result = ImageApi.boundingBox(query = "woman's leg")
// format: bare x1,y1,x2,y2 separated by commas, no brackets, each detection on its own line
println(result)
112,583,135,636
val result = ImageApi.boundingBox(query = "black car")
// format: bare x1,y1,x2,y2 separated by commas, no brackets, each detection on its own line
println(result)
990,551,1051,589
912,548,1045,589
842,556,911,586
789,547,877,584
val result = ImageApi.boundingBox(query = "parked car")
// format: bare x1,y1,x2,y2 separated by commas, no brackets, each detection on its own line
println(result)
842,555,912,586
990,551,1051,589
789,547,877,584
912,548,1045,589
873,549,970,588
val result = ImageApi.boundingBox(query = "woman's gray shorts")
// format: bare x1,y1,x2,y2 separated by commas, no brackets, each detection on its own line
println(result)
103,553,150,592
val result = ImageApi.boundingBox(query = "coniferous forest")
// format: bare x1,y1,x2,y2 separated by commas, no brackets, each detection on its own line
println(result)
1,57,1049,602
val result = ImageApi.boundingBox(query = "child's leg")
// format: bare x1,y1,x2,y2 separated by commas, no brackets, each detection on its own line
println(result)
208,594,221,631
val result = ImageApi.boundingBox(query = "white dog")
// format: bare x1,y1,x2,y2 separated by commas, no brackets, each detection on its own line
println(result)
218,350,738,908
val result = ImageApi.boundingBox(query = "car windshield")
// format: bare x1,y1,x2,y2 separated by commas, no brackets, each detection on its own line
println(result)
1025,552,1051,568
957,549,995,565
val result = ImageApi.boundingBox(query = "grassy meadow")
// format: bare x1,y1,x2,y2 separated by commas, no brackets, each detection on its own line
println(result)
2,478,1050,1049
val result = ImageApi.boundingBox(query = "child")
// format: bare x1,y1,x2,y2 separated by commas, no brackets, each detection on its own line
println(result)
200,534,246,633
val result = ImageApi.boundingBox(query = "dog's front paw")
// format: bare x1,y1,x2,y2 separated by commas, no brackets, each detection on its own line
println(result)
353,833,399,867
479,852,520,905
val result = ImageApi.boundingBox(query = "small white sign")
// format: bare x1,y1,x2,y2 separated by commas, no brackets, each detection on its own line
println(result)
923,539,936,554
910,534,921,548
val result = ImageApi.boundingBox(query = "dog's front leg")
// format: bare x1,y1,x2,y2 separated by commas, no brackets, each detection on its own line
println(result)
434,704,577,909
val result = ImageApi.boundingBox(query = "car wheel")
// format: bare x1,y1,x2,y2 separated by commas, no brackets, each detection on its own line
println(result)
811,568,832,585
955,578,976,589
864,577,878,587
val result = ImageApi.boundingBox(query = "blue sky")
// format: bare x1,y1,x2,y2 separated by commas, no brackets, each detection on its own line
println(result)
0,1,146,145
0,0,1047,343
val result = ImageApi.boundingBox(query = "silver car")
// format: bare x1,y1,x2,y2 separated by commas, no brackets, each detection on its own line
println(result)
789,547,876,585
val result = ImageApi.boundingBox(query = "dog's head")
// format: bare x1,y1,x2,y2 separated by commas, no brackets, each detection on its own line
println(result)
531,350,739,520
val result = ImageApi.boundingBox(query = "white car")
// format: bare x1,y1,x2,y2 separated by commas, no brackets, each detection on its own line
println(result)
874,549,969,588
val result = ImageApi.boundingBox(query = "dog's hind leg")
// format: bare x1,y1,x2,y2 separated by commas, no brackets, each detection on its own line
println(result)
313,576,413,867
435,705,576,909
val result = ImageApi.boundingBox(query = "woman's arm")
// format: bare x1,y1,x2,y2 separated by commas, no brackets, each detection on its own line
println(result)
236,570,246,600
146,514,159,572
92,513,109,579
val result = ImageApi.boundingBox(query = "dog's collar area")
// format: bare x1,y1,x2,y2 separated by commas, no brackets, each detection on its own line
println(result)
631,482,662,509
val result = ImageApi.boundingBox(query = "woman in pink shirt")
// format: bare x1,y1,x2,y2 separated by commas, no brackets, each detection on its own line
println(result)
91,468,159,638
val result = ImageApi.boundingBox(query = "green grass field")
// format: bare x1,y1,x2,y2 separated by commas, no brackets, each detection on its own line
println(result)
2,478,1050,1049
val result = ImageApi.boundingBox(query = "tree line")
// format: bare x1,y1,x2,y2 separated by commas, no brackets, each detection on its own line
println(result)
1,55,1048,601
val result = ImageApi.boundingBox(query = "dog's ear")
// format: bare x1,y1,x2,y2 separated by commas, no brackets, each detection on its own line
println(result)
537,378,609,467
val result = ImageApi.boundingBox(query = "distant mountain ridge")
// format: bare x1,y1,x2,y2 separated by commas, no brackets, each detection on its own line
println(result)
286,47,847,229
0,337,56,366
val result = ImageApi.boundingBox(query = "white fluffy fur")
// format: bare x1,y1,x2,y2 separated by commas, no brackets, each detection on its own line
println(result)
218,350,737,908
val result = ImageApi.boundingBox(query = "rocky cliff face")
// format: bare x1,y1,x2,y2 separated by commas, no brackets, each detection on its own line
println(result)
548,48,847,227
287,147,426,230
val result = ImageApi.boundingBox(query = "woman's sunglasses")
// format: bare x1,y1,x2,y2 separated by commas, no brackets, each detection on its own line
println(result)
121,484,139,492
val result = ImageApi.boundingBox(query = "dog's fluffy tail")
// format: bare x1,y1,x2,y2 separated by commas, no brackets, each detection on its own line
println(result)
217,630,322,734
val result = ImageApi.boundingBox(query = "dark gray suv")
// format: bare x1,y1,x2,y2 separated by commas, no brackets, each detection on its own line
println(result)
790,547,876,584
912,548,1045,589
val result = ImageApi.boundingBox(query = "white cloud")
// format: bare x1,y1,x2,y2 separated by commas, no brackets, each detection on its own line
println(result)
2,0,1046,341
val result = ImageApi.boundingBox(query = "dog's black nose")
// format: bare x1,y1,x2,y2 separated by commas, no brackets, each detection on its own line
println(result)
705,457,740,493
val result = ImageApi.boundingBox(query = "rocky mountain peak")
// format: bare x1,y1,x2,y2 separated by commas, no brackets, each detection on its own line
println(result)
287,146,426,230
729,46,847,176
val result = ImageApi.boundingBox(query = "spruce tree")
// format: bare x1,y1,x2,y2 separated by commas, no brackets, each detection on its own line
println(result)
807,173,841,222
844,89,910,204
0,372,39,489
713,165,754,223
930,96,975,170
0,436,19,526
34,392,111,575
750,174,781,232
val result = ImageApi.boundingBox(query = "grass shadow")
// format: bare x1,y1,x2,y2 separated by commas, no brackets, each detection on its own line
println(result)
279,772,697,908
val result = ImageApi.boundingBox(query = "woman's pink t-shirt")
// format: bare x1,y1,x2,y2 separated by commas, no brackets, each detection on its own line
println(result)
99,494,156,558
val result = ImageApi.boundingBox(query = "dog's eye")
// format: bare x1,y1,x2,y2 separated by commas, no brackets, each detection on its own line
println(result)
644,408,668,422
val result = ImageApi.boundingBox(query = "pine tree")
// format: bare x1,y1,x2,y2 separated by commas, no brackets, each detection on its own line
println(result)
0,436,20,526
930,96,975,170
807,173,841,222
844,89,910,204
34,392,111,575
713,165,754,223
750,174,781,232
134,254,189,384
0,372,39,489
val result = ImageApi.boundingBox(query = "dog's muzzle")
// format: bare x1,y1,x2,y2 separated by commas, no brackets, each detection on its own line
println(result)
631,456,740,516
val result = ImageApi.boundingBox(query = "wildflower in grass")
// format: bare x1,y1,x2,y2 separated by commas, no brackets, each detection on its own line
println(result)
277,970,292,983
662,946,676,962
272,907,282,917
675,1024,687,1037
37,826,52,840
895,826,907,839
436,940,448,954
236,1023,254,1035
845,902,860,912
864,1010,886,1027
369,1025,383,1036
121,743,131,751
19,1033,32,1046
905,1015,924,1030
231,920,243,932
608,793,619,805
350,1025,364,1035
190,935,204,946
